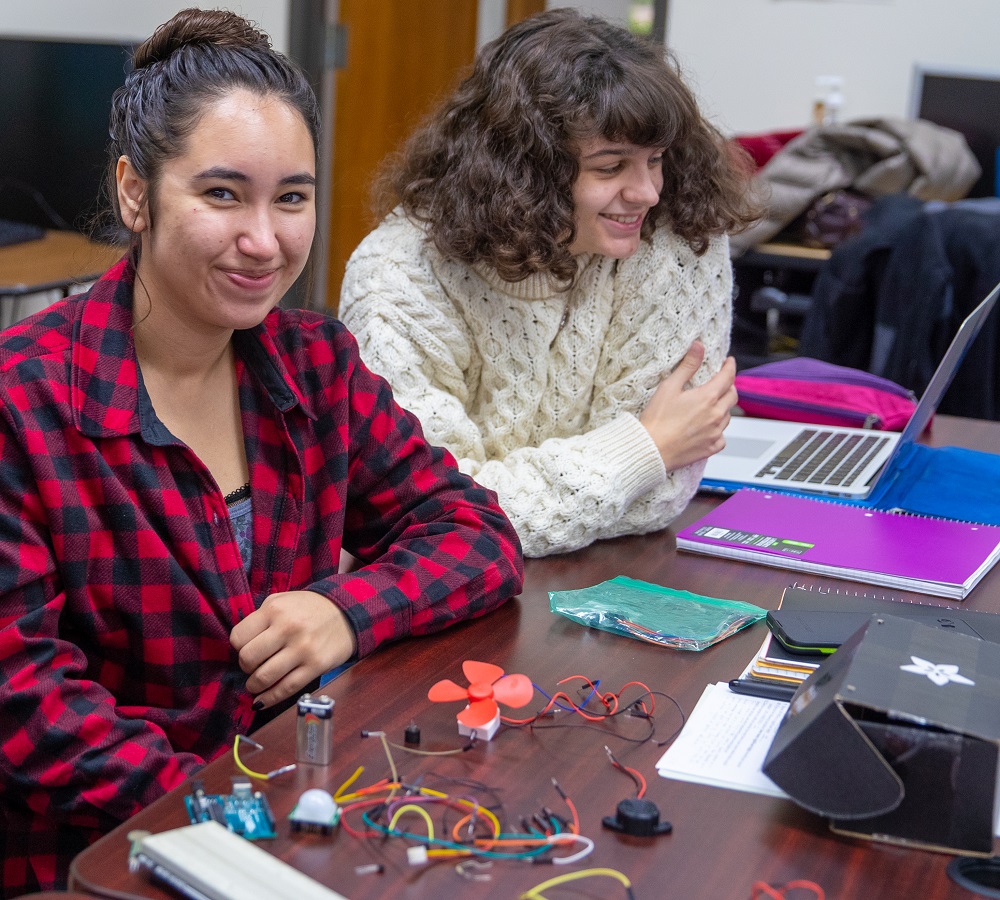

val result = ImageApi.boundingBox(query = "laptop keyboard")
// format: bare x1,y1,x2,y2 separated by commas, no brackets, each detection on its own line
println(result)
755,428,891,487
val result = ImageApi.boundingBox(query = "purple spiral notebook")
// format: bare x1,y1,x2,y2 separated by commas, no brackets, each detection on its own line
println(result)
676,489,1000,600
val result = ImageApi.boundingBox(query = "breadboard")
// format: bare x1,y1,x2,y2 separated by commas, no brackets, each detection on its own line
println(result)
133,820,347,900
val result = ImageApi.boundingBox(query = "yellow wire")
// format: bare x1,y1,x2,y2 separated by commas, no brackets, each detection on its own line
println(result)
336,780,404,804
337,780,502,839
232,735,271,780
520,868,632,900
417,788,501,837
387,803,435,840
372,731,400,802
334,766,365,801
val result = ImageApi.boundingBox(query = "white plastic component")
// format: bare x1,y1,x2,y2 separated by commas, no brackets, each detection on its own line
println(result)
407,844,429,866
457,707,501,741
289,788,339,832
134,820,347,900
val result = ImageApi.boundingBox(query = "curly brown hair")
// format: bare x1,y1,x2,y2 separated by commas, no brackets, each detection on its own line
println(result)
374,7,757,285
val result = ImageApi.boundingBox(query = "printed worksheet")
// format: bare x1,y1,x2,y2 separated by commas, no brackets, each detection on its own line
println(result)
656,681,789,798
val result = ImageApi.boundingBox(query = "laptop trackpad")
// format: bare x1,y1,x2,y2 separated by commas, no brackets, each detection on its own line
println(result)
717,436,778,459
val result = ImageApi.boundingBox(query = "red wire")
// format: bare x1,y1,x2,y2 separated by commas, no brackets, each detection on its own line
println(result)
559,675,618,711
752,880,825,900
338,797,393,840
502,677,658,727
618,680,656,716
623,762,647,798
605,746,648,798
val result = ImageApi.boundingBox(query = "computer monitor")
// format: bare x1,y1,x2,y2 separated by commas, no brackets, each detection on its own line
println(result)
0,36,134,235
909,65,1000,199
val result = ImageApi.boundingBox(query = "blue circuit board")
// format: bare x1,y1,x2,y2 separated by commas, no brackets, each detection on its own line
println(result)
184,779,277,840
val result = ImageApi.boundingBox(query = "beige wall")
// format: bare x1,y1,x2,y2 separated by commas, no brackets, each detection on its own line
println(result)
668,0,1000,135
0,1,289,51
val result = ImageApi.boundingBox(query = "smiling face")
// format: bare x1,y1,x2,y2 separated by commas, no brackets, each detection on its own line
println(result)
568,138,665,259
118,88,316,337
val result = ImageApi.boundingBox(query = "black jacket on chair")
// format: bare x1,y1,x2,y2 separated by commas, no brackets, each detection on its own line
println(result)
800,193,1000,420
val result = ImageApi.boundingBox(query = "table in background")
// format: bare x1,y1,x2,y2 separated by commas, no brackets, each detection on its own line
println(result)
70,416,1000,900
732,241,831,368
0,230,124,324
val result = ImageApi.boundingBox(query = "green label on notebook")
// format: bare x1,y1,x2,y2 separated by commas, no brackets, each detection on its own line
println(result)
694,525,814,555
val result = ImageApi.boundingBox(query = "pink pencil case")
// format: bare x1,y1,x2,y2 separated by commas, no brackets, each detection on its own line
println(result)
734,358,917,431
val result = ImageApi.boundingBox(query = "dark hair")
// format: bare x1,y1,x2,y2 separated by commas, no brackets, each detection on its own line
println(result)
105,7,319,242
374,8,757,285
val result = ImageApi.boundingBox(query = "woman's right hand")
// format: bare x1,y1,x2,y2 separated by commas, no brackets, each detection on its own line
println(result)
639,341,738,473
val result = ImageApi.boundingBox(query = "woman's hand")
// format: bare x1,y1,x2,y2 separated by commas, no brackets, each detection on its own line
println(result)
639,340,738,473
230,591,357,708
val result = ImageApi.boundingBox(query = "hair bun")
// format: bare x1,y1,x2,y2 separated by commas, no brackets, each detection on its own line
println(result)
134,7,271,69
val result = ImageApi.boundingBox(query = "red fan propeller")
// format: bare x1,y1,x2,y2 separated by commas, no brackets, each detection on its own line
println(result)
427,660,534,735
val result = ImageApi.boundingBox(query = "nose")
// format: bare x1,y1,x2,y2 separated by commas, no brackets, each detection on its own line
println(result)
622,164,662,208
236,207,280,259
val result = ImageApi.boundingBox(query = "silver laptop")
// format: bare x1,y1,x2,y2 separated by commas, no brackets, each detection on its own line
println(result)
702,280,1000,498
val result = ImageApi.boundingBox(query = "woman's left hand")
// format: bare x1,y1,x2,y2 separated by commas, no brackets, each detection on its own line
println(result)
230,591,357,708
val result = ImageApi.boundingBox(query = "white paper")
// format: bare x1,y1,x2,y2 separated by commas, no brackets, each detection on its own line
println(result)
657,682,789,798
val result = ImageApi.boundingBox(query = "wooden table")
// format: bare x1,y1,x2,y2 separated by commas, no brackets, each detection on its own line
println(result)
70,415,1000,899
0,230,123,322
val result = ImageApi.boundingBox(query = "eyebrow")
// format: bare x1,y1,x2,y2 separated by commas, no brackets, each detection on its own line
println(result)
580,146,667,162
581,148,630,161
192,166,317,186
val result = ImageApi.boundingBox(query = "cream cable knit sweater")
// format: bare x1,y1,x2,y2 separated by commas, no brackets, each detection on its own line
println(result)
340,212,732,557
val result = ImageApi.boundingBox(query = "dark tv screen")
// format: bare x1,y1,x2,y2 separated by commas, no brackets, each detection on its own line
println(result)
912,67,1000,199
0,37,134,233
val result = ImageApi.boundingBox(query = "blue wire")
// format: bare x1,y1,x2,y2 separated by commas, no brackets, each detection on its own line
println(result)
530,679,601,713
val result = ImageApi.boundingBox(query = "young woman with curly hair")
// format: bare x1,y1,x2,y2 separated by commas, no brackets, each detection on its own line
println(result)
340,8,758,557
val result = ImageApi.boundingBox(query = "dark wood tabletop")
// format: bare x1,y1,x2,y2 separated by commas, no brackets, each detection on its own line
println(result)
69,415,1000,900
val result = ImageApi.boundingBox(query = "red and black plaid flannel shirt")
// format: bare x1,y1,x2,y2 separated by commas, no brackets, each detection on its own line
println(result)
0,259,523,894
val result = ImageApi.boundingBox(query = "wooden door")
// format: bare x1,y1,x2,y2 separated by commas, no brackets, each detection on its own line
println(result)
325,1,478,311
506,0,545,27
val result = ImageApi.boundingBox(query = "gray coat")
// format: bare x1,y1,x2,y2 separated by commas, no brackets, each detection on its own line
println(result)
731,117,982,253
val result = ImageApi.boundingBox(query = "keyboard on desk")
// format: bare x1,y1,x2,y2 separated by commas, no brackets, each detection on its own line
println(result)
756,427,892,488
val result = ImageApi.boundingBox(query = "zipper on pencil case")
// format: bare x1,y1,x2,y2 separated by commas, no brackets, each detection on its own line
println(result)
740,369,916,399
737,390,879,428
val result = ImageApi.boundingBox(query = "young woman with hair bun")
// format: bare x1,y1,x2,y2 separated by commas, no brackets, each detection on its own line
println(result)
0,9,521,893
340,8,758,558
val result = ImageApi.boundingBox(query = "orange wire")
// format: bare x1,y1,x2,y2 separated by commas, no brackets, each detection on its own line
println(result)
450,810,500,844
563,795,580,835
347,777,391,797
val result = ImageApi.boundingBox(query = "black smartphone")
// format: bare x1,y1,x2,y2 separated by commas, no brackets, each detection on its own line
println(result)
767,608,987,656
766,610,854,655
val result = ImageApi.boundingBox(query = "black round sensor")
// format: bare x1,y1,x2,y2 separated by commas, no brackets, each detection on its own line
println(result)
601,798,672,837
